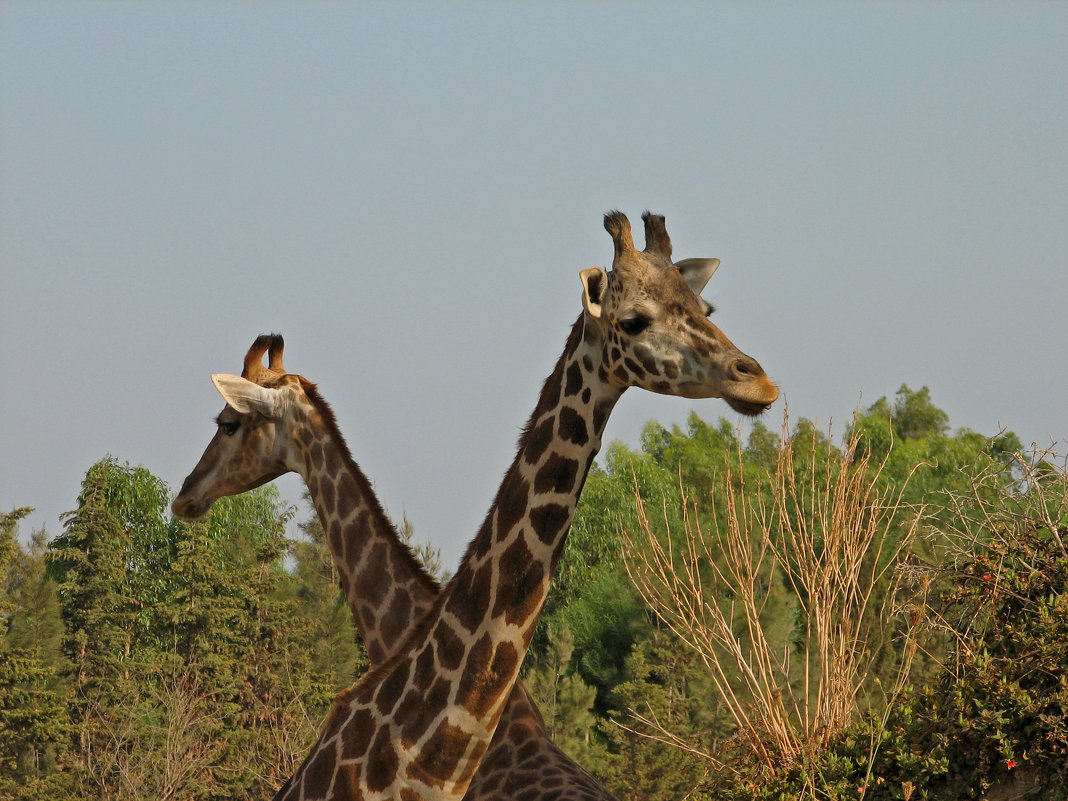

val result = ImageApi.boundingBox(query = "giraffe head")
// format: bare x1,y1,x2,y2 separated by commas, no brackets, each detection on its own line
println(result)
172,334,310,519
579,210,778,414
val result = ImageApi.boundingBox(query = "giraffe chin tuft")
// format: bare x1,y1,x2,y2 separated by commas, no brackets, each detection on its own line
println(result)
722,373,779,416
171,496,209,519
725,395,775,416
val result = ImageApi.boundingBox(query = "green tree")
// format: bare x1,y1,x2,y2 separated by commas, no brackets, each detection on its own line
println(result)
595,626,716,801
5,529,67,671
162,489,331,799
47,460,139,785
889,384,949,441
1,508,32,626
37,457,345,799
0,649,72,797
716,448,1068,800
744,419,780,470
546,393,1020,796
1,509,74,798
851,384,1022,501
522,624,600,763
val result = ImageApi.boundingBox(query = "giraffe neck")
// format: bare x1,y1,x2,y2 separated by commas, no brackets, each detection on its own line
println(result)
293,380,439,665
402,313,622,793
447,312,618,643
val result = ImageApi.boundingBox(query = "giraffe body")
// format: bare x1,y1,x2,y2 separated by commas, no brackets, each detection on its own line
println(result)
173,211,778,800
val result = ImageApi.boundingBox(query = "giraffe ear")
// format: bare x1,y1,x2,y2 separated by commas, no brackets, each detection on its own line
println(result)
675,258,720,295
579,267,607,319
211,374,287,418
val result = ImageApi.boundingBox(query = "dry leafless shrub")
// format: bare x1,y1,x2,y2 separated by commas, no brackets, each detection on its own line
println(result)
622,412,922,774
81,673,225,801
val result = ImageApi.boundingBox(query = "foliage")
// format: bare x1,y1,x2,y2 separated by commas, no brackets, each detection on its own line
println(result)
593,626,721,801
703,446,1068,801
159,495,329,800
850,384,1022,505
0,509,28,614
537,387,1034,799
0,458,361,799
3,529,66,673
0,509,74,800
0,649,72,798
521,624,601,765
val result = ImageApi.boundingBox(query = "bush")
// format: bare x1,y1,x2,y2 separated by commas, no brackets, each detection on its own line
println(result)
705,447,1068,800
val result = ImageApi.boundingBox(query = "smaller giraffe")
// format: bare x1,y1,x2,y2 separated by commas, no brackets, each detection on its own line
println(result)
172,334,615,800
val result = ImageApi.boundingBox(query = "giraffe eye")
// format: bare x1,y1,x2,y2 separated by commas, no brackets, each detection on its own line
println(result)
217,419,239,437
620,316,651,337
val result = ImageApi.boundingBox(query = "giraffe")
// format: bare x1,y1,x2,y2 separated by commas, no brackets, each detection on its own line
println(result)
174,210,778,800
172,332,615,800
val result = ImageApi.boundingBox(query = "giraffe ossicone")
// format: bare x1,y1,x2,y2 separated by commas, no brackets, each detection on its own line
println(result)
173,210,777,800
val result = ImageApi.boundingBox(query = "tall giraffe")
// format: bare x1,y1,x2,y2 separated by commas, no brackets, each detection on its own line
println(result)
172,333,615,800
174,210,778,800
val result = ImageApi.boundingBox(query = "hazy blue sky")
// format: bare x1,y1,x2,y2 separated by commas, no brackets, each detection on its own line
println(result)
3,2,1065,568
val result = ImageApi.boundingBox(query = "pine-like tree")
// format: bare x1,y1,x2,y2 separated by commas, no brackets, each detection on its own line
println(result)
1,508,74,798
0,649,72,797
162,488,326,799
522,624,600,763
5,529,67,672
47,460,139,791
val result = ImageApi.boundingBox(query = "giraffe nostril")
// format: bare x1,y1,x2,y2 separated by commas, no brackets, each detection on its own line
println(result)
731,357,761,381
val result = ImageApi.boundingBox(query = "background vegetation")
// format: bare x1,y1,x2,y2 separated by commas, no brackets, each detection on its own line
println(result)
2,385,1064,800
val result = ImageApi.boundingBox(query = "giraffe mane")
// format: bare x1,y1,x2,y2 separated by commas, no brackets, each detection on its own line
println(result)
297,376,441,596
516,317,588,470
459,314,587,571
